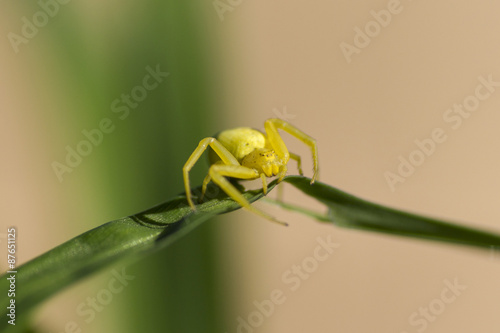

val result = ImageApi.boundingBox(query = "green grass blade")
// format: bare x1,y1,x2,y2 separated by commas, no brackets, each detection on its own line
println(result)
0,182,276,332
283,176,500,249
4,175,500,332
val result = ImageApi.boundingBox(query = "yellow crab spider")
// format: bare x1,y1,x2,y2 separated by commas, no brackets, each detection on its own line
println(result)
183,118,318,226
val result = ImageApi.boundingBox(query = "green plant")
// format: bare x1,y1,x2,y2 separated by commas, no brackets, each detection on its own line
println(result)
2,175,500,332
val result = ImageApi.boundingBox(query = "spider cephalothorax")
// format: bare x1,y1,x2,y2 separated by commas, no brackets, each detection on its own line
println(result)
183,119,318,225
241,148,282,177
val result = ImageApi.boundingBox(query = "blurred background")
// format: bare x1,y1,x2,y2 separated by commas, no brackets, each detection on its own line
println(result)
2,0,500,332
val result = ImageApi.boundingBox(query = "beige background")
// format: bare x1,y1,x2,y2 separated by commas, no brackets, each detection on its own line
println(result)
217,1,500,332
2,0,500,332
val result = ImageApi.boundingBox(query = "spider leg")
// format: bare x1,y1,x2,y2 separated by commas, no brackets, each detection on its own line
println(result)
199,174,212,202
274,151,302,202
264,119,318,184
209,164,288,226
260,173,268,194
183,137,240,209
289,152,303,176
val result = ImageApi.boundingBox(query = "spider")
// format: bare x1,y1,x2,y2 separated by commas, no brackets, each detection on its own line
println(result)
183,118,318,225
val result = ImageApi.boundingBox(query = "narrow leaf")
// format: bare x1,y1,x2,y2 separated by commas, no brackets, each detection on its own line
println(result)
283,176,500,249
0,182,277,332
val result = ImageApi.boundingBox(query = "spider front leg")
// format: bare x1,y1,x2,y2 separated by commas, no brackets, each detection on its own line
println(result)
183,137,239,209
264,118,318,184
209,164,288,226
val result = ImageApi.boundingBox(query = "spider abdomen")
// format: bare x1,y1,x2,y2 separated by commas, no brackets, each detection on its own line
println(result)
209,127,267,164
